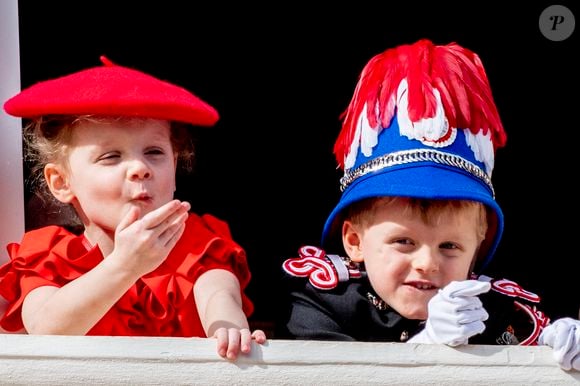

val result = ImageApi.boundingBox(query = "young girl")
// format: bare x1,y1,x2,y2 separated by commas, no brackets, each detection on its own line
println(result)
0,56,266,360
279,39,579,371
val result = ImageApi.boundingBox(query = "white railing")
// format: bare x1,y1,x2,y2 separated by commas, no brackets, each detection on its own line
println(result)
0,334,578,385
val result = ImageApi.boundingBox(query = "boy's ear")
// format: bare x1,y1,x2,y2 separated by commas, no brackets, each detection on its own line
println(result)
342,220,364,262
44,163,74,203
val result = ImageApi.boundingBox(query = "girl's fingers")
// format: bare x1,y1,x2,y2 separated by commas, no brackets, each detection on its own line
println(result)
142,200,189,229
226,329,242,360
116,206,141,234
251,329,267,344
239,328,253,353
214,328,228,358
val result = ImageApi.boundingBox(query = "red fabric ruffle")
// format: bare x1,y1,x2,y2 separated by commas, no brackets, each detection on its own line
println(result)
0,212,254,336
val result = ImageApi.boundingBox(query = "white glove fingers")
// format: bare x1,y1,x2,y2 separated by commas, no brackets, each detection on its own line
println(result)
416,280,492,346
464,320,486,336
456,297,484,312
442,280,491,299
556,322,579,371
457,308,489,324
571,353,580,371
539,317,580,371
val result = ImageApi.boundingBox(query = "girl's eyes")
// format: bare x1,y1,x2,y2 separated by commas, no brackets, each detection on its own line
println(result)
98,152,120,161
145,148,165,155
97,148,166,161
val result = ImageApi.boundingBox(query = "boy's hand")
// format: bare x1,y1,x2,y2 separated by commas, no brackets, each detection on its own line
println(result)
538,317,580,371
408,280,491,346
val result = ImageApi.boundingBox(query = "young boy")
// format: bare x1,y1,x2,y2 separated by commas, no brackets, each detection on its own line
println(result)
279,39,579,371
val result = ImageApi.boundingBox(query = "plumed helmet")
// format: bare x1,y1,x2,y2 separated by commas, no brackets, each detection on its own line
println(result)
322,39,507,271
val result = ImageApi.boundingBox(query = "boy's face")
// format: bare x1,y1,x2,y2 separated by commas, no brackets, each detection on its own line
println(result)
342,199,481,320
48,118,178,237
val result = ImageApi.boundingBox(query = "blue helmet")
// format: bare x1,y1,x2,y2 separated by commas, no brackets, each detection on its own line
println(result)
322,39,507,272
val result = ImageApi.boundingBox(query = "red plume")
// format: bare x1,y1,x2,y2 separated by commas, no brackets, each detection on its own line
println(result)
334,39,506,170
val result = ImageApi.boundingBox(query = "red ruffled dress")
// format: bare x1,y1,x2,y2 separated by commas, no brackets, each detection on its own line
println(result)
0,213,254,336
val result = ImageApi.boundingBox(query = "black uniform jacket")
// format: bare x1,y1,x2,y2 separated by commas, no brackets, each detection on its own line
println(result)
279,245,550,346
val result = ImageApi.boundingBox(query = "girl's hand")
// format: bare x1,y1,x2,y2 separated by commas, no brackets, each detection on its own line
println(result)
212,328,267,360
112,200,190,277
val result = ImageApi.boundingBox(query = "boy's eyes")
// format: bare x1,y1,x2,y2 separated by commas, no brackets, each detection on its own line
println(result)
439,242,459,250
393,238,459,250
393,238,413,246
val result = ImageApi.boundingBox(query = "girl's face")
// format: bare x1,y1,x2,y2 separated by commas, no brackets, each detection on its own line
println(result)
51,118,177,237
343,199,481,320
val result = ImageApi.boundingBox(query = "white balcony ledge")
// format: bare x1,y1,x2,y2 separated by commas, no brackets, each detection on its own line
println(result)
0,334,578,385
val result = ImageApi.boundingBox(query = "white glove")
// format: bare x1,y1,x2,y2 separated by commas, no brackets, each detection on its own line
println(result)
538,317,580,371
407,280,491,346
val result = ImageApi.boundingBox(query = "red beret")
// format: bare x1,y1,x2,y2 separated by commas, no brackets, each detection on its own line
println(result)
4,56,219,126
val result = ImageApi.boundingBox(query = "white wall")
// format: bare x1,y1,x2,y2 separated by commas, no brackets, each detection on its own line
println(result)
0,0,24,328
0,335,578,385
0,0,24,264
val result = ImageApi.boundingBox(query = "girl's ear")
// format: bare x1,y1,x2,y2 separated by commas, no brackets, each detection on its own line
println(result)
342,220,364,263
44,163,74,203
